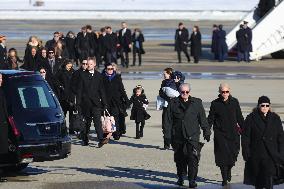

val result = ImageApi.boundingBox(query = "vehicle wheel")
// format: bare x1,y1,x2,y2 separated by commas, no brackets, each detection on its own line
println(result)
271,50,284,59
3,163,29,172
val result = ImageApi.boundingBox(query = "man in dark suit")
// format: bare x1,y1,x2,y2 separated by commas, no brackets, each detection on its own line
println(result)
77,57,108,147
45,31,60,50
175,22,190,63
118,22,132,68
0,73,8,182
0,36,7,69
97,27,107,67
105,26,118,64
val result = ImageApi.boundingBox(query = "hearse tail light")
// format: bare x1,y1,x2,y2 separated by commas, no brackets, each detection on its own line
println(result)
8,116,21,137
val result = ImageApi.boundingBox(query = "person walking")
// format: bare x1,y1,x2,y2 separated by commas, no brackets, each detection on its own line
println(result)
55,59,75,134
207,83,244,186
211,24,219,60
77,57,108,147
45,31,60,50
217,25,228,62
189,26,202,63
101,63,129,140
164,83,211,188
105,26,118,64
22,46,38,71
242,96,284,189
0,73,8,182
118,22,132,68
7,48,22,70
132,28,145,66
174,22,190,63
130,85,150,139
159,67,180,150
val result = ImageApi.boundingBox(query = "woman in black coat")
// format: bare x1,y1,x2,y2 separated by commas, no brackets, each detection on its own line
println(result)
207,83,244,186
132,28,145,66
101,63,129,140
22,46,38,71
0,73,8,182
55,59,75,133
189,26,202,63
242,96,284,189
65,31,77,62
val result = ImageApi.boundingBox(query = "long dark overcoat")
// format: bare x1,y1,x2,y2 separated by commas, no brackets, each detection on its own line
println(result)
189,31,202,57
242,110,284,186
207,95,244,167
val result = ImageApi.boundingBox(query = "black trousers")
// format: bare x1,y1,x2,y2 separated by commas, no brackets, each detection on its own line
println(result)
83,107,103,142
174,143,199,181
133,47,142,66
119,113,126,133
162,107,170,146
120,48,129,67
177,48,190,63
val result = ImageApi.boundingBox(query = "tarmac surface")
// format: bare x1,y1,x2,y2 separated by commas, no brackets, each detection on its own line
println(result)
1,20,284,189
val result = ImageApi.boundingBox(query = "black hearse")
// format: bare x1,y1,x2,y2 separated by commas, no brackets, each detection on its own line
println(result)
0,70,71,171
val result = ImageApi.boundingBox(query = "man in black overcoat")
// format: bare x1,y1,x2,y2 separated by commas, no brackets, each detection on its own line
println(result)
211,24,219,60
243,21,253,61
164,83,211,188
77,57,108,147
0,36,7,69
236,24,249,62
207,83,244,186
174,22,190,63
118,22,132,68
75,26,92,63
0,73,8,182
105,26,118,64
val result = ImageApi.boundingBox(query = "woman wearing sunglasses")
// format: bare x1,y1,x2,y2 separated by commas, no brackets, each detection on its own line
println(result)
207,83,244,186
242,96,284,189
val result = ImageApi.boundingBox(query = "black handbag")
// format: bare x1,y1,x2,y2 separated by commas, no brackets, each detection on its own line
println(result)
70,111,86,133
69,96,86,133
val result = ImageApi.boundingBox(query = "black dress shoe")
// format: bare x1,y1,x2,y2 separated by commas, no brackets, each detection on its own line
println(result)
176,177,184,186
188,181,197,188
227,171,231,182
164,144,170,150
222,181,228,186
82,141,89,146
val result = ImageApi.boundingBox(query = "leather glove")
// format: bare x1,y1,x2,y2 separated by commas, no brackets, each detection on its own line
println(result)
204,134,210,142
203,129,211,142
242,150,250,161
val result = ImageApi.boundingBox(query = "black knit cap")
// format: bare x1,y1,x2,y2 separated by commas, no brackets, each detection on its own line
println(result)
258,96,270,105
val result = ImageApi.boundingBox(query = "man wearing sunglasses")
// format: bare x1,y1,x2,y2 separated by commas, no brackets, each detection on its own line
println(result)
164,83,210,188
207,83,244,186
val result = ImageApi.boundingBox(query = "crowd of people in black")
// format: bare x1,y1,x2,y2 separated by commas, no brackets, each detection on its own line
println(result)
0,22,146,72
0,18,284,188
158,72,284,189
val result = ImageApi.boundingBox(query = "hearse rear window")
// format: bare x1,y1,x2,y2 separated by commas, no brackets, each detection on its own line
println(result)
16,81,56,109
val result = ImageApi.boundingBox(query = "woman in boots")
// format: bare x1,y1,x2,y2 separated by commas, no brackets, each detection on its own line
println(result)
207,83,244,186
130,85,150,139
